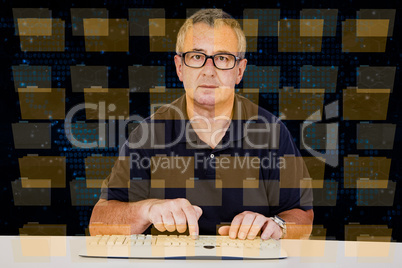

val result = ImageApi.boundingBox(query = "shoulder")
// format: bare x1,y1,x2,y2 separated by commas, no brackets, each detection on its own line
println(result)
150,94,187,121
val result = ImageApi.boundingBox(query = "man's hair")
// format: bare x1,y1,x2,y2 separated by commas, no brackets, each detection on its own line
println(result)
175,9,246,59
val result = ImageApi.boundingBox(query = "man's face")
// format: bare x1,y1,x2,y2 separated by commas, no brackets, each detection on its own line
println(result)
174,22,247,109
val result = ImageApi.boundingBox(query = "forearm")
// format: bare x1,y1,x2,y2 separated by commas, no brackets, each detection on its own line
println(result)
278,208,314,239
89,198,157,236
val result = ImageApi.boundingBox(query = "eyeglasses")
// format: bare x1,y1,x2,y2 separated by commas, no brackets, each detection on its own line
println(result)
179,51,241,70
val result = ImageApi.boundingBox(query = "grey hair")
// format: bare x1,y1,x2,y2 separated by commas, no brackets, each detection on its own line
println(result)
175,9,246,59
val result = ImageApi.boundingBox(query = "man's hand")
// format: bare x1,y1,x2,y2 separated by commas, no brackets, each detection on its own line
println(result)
147,198,202,238
218,211,282,240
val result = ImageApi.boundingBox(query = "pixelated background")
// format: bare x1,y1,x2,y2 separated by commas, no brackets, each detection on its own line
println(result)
0,0,401,242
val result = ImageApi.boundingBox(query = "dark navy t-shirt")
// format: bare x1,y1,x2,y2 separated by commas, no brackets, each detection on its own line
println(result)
100,94,313,235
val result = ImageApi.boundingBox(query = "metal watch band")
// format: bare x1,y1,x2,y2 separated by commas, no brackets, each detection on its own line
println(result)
270,215,287,239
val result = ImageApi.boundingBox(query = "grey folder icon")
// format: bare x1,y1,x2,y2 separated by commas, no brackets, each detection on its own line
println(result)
12,65,51,92
11,179,51,206
70,66,108,92
128,65,165,93
12,123,51,149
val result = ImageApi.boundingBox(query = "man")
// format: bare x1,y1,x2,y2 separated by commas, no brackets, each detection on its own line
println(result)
90,9,313,240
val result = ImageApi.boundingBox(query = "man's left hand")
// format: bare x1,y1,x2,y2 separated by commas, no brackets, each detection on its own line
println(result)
217,211,282,240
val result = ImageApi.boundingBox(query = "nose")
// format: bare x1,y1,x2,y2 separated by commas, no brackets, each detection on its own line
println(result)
205,57,214,66
201,57,217,76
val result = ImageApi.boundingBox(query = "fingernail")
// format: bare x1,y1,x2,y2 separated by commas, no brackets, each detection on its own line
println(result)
191,232,198,239
229,232,236,238
239,232,245,239
261,235,268,240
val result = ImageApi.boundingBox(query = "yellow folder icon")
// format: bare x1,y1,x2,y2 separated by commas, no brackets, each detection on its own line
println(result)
18,87,65,120
18,156,66,188
84,88,129,120
343,88,390,120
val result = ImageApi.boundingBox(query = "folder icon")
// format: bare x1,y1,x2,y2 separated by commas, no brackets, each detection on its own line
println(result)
312,180,338,207
278,19,324,52
12,65,51,92
83,18,109,36
18,18,65,52
84,88,129,120
303,157,326,188
149,19,186,52
357,180,396,206
279,87,325,120
11,179,51,206
12,122,51,149
345,225,393,258
17,18,52,36
343,88,390,120
357,123,396,150
356,19,390,37
342,19,388,53
343,156,391,188
18,156,66,188
357,66,396,94
19,223,66,236
345,224,392,241
18,87,65,120
128,65,165,93
70,65,108,93
84,18,129,52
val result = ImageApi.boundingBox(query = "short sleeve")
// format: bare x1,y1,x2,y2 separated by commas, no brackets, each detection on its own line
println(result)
268,121,314,215
99,126,151,202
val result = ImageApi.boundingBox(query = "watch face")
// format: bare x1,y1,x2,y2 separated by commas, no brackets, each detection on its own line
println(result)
276,216,285,223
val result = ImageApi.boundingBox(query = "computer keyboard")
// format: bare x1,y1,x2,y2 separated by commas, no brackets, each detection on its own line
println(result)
79,234,287,259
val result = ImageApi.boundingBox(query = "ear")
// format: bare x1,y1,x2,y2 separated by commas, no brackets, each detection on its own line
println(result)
235,58,247,85
174,55,184,82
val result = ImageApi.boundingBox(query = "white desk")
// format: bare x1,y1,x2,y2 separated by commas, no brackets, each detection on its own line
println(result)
1,236,401,268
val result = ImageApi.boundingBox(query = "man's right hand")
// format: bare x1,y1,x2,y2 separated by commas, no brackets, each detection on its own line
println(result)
147,198,202,238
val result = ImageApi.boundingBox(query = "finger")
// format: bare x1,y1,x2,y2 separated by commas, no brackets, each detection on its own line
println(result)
261,219,281,240
192,205,203,219
237,213,256,240
228,213,245,239
218,226,230,236
182,205,199,239
247,215,268,240
171,208,187,233
151,214,166,232
161,211,176,232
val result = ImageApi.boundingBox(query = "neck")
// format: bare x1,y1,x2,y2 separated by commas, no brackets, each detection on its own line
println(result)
186,94,235,123
185,94,235,149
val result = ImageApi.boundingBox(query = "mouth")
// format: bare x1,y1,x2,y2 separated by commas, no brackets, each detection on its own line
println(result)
198,84,218,89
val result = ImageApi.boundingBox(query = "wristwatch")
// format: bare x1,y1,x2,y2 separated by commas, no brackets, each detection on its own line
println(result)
270,215,287,239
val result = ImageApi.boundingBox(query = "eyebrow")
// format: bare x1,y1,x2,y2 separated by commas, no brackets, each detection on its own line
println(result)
191,48,233,54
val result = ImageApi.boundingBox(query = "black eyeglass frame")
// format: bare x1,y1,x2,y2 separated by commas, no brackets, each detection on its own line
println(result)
178,51,242,70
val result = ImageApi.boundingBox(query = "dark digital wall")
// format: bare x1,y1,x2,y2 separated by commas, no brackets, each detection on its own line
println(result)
0,0,401,241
